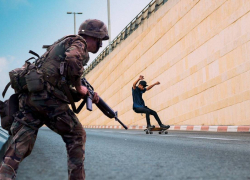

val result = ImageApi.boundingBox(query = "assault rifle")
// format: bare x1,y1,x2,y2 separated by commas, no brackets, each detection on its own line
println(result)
42,45,127,130
81,78,128,130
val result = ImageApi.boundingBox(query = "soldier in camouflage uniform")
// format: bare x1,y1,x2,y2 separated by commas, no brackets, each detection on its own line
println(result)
0,19,109,180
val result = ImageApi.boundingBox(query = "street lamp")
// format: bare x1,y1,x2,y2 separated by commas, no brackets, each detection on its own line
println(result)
67,12,83,35
107,0,112,53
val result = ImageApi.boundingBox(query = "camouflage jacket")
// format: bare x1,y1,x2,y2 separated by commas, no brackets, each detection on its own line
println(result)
40,35,89,101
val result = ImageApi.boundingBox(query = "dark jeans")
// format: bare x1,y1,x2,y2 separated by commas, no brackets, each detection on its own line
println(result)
133,106,162,126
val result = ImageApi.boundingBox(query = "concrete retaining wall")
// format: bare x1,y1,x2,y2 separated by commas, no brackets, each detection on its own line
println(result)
77,0,250,127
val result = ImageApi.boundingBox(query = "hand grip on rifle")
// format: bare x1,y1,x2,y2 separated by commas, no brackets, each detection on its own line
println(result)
81,78,128,130
86,95,92,111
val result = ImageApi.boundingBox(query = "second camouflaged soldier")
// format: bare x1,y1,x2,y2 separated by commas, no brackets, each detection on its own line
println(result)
0,19,109,180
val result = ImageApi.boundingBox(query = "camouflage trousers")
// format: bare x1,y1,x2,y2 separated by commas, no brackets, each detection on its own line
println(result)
0,91,86,180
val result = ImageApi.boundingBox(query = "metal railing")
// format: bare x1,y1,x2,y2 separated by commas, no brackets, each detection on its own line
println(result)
83,0,168,76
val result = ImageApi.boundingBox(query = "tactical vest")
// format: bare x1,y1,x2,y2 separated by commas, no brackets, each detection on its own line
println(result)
39,35,88,102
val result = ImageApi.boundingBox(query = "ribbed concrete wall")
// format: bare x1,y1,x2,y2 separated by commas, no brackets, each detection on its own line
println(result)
77,0,250,126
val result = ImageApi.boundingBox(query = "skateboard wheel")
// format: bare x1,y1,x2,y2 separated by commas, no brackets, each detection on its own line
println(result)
165,131,168,134
158,132,161,134
146,131,149,134
150,131,153,134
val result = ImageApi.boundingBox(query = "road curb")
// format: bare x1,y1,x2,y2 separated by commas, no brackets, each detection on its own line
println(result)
83,125,250,132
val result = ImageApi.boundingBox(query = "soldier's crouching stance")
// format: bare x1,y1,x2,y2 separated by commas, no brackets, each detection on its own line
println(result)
0,19,109,180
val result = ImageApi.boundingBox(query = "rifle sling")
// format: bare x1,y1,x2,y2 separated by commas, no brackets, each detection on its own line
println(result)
61,82,86,114
2,82,11,98
75,97,87,114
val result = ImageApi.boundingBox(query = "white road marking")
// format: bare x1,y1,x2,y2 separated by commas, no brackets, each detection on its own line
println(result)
88,129,242,141
227,126,238,132
91,130,141,135
187,136,241,141
193,126,201,131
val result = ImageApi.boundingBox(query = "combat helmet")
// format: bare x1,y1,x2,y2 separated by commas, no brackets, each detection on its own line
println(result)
78,19,109,40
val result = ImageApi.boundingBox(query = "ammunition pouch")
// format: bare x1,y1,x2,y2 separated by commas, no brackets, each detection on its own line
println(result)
25,69,44,92
45,81,82,103
45,82,69,103
9,67,28,92
0,94,19,135
6,58,36,97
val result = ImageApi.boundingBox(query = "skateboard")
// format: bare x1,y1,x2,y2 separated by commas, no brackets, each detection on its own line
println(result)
144,126,168,135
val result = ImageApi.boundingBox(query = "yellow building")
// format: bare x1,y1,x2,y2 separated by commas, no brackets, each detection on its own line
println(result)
77,0,250,128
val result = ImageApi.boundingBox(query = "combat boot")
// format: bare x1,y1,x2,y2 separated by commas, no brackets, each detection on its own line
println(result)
0,162,16,180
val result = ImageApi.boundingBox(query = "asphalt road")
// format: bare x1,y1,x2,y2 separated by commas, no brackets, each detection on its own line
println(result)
16,127,250,180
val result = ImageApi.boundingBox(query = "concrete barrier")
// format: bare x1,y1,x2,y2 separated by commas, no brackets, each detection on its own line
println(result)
0,127,11,161
83,125,250,133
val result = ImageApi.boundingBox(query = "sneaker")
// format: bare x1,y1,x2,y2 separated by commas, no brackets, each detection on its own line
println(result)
146,125,155,129
160,124,170,129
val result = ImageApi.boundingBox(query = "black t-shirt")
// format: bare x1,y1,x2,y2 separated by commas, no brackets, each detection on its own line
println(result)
132,87,146,109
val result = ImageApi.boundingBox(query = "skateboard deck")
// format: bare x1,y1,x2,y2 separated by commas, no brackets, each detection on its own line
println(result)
144,127,168,134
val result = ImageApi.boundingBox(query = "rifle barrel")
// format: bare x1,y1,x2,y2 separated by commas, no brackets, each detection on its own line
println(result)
81,78,128,130
115,117,128,130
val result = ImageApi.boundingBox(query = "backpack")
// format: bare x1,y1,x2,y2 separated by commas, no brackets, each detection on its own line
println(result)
1,51,42,134
0,35,87,132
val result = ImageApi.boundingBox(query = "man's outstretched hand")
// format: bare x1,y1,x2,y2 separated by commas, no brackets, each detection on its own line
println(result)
155,81,160,85
139,75,144,80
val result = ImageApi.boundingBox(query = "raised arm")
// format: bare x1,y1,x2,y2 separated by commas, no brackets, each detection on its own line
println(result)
146,81,160,91
133,75,144,89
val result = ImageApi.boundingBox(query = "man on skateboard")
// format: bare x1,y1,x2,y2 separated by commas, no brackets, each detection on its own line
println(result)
132,75,170,129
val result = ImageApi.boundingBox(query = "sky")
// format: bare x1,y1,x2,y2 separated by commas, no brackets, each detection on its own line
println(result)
0,0,151,101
